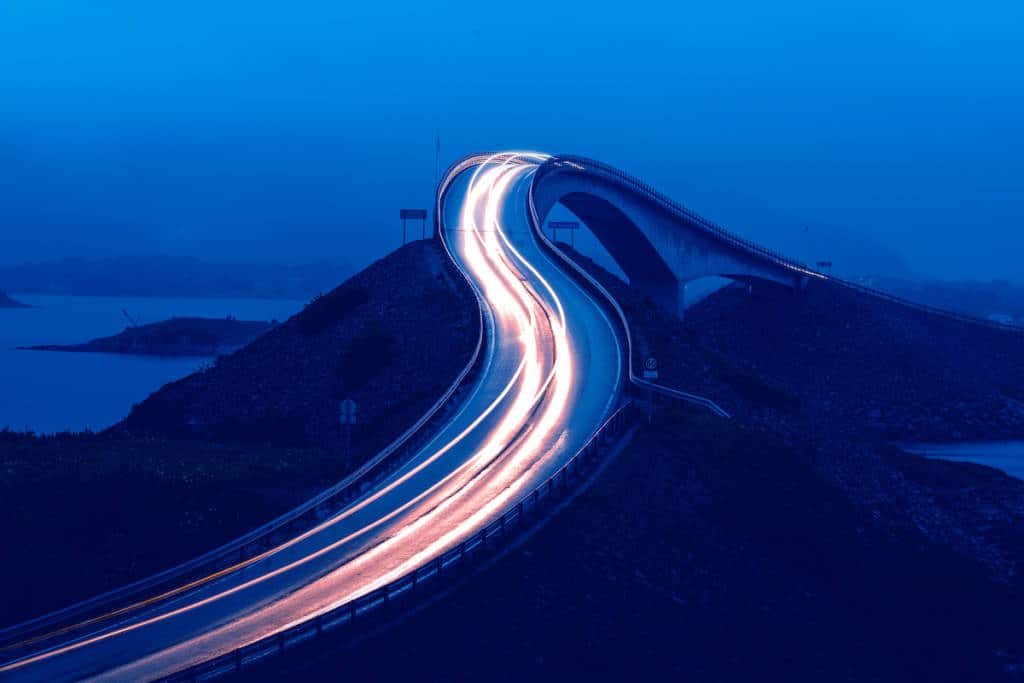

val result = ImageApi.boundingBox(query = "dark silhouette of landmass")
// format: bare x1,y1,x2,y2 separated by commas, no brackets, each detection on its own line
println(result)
0,255,350,299
266,245,1024,682
0,290,33,308
4,240,1024,680
20,317,274,357
873,276,1024,323
0,241,478,624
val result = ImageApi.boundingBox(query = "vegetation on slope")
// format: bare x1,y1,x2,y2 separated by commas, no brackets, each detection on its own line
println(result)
0,241,478,628
273,408,1024,682
119,240,477,457
262,246,1024,681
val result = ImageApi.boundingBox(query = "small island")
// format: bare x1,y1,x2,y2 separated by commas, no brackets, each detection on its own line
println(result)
0,290,33,308
21,316,274,357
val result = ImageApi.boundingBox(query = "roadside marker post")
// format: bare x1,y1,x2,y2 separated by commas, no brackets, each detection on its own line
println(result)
643,357,658,422
339,399,358,463
643,357,659,380
400,209,428,245
547,220,580,248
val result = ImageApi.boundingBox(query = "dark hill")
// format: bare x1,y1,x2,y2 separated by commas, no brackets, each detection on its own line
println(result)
685,278,1024,442
558,245,1024,443
264,247,1024,682
0,240,479,625
558,245,1024,583
277,408,1024,683
117,241,477,457
21,317,273,357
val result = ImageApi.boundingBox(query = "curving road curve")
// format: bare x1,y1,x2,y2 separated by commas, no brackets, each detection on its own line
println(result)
0,153,625,681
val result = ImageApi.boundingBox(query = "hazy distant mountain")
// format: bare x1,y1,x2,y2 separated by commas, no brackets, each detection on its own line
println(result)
0,255,352,300
0,291,33,308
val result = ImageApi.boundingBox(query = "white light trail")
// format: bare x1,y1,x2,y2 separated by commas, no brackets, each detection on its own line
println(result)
0,151,593,681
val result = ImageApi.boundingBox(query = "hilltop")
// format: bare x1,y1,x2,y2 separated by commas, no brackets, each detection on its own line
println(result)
0,291,32,308
0,240,478,625
268,245,1024,682
117,241,477,454
21,317,273,357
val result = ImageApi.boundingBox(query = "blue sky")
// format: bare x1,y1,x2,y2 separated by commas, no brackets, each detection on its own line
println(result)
2,1,1022,280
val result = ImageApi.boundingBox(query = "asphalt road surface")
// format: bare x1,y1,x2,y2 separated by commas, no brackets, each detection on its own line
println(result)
0,153,624,681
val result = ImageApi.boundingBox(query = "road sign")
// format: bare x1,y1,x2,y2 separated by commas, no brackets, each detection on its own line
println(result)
400,209,429,244
643,357,659,380
548,220,580,247
339,399,358,425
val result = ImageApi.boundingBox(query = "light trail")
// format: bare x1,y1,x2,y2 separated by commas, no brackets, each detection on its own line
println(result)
0,152,622,682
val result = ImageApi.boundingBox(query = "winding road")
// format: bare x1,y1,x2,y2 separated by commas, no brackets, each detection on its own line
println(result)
0,153,625,681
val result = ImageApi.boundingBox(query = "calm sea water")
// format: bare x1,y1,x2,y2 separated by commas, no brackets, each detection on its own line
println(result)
903,442,1024,481
0,294,302,434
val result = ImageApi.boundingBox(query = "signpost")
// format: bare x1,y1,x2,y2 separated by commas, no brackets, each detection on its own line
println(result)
642,357,658,422
547,220,580,248
339,399,358,462
643,357,659,380
400,209,428,245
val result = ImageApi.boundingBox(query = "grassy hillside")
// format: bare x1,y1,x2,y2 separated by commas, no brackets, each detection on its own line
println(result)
0,241,478,627
118,240,477,458
272,408,1024,682
261,246,1024,681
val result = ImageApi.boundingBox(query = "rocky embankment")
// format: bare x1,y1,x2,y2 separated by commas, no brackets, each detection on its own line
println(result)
21,317,273,357
686,278,1024,442
0,290,32,308
562,245,1024,587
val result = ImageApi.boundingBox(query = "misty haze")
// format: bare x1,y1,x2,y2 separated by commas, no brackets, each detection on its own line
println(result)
2,3,1023,682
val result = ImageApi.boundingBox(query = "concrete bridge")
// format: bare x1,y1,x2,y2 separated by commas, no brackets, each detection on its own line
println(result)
530,156,820,318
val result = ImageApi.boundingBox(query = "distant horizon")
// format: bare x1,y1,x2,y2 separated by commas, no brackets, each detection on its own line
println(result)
3,2,1022,282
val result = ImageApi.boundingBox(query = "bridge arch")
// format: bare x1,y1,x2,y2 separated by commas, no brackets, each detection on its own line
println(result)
530,157,808,317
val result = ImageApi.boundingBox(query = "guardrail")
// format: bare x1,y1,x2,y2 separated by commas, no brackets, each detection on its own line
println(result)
0,213,492,656
526,159,732,418
535,155,1023,335
160,400,637,682
537,155,820,278
825,274,1024,333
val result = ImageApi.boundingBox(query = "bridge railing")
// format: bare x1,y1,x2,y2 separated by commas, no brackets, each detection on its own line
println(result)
159,400,637,682
536,155,819,277
821,274,1024,332
536,155,1022,334
526,160,732,418
0,169,499,655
